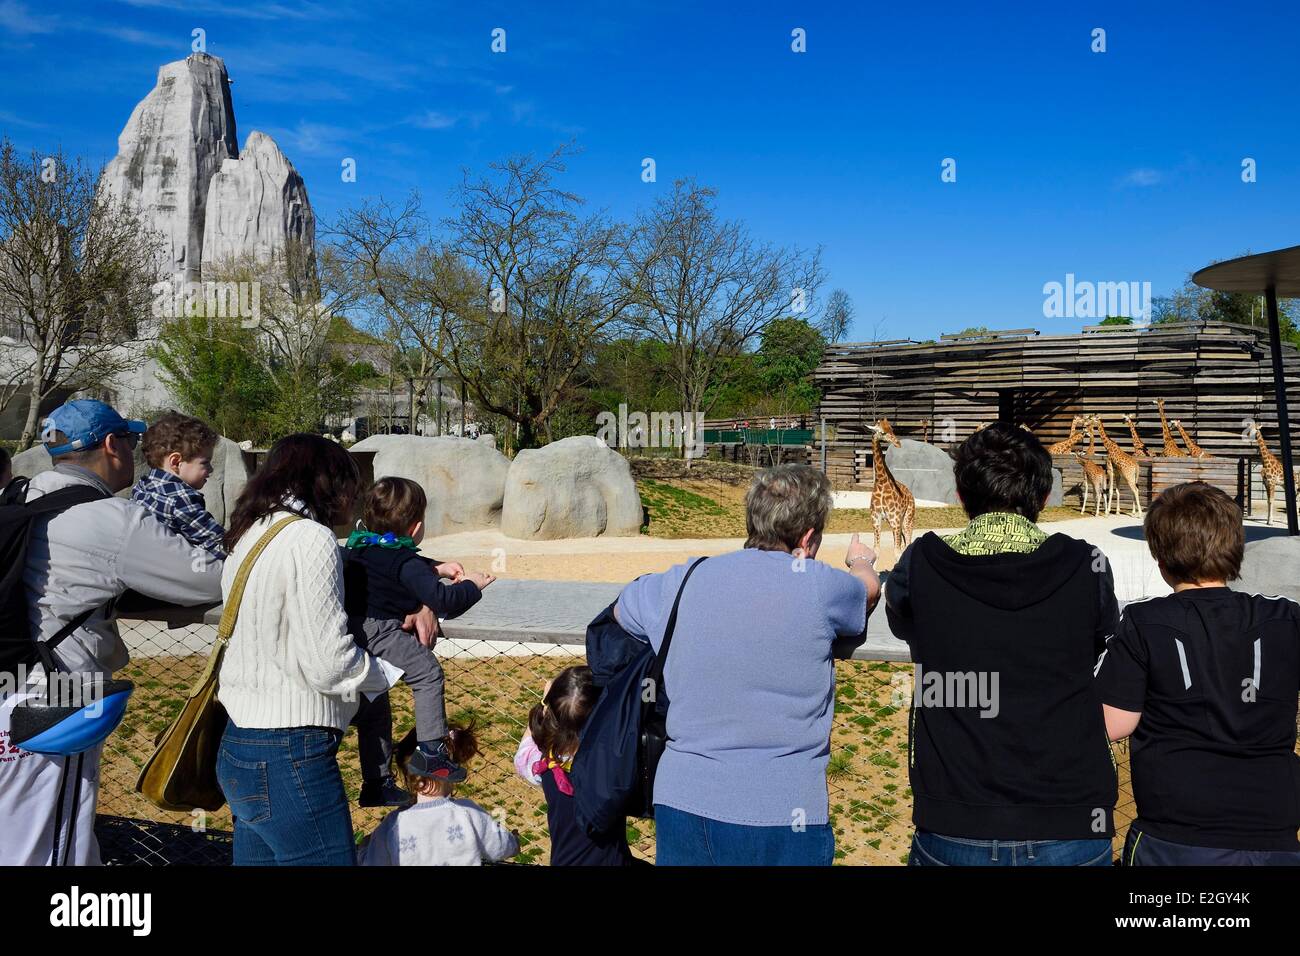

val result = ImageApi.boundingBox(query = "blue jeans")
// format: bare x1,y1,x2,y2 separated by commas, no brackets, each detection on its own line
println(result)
909,829,1113,866
217,720,356,866
654,804,835,866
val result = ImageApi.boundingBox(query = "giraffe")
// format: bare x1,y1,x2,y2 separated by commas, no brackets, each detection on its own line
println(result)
918,419,931,443
1096,418,1143,517
869,418,916,554
1173,420,1214,459
1122,414,1150,458
1072,451,1109,516
1047,415,1086,455
1154,399,1186,457
1247,422,1287,526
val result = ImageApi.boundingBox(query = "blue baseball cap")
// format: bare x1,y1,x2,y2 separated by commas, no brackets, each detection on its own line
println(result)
40,400,146,456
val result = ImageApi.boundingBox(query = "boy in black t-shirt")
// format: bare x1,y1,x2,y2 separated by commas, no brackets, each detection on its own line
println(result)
1098,481,1300,865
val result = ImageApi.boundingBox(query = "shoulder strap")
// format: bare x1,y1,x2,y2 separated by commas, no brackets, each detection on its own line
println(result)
647,557,707,683
27,482,114,669
217,515,303,641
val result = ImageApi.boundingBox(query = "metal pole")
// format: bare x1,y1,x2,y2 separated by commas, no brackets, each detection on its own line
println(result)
435,381,443,437
820,415,827,474
460,379,467,437
1265,285,1298,535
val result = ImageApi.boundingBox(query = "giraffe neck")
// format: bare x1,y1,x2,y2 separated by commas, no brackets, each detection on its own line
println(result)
872,434,896,499
1257,434,1280,469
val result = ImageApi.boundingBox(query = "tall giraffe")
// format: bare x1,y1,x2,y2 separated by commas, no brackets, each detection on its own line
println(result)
869,418,916,553
1173,420,1213,459
1072,451,1109,517
1122,414,1150,458
1047,415,1086,455
1248,422,1286,526
1154,399,1186,457
1096,418,1143,516
918,419,931,443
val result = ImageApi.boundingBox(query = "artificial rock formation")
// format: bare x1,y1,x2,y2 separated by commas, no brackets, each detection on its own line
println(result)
201,130,315,276
101,53,238,283
500,436,643,540
352,435,510,536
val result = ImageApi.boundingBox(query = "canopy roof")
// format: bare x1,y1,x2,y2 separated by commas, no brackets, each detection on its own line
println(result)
1193,244,1300,296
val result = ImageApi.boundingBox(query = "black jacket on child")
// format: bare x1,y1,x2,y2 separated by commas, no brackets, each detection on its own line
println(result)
887,531,1120,841
343,545,481,624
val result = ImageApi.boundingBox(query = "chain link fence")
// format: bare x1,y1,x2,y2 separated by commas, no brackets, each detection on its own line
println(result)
95,616,1153,866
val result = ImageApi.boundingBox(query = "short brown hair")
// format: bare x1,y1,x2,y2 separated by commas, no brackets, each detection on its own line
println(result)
141,411,217,469
361,476,427,536
395,724,479,797
1145,482,1243,583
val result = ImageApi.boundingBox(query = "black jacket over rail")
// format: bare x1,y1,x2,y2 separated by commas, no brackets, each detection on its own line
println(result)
887,531,1120,840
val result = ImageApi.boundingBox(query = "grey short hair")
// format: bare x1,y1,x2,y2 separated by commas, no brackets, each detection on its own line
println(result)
745,464,833,551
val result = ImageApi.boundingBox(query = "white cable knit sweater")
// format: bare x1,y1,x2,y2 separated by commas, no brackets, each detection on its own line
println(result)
217,509,376,731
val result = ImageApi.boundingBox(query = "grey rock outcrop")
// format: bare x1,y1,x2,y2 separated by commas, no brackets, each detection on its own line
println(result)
1230,536,1300,603
101,53,238,284
881,440,959,505
201,131,315,276
351,435,509,535
501,436,642,539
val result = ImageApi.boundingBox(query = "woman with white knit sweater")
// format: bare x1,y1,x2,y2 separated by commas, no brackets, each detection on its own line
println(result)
216,434,406,865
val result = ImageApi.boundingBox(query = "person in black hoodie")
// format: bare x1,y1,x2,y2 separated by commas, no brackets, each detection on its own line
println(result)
886,421,1119,866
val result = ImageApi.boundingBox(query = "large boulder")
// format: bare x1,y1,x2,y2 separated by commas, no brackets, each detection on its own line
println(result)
501,436,642,539
352,435,509,535
1230,536,1300,603
10,434,248,520
881,439,958,505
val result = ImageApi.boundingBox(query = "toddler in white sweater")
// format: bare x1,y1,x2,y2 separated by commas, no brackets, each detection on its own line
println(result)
359,725,519,866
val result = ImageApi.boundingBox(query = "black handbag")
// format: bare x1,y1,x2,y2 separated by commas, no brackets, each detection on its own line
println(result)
638,557,706,818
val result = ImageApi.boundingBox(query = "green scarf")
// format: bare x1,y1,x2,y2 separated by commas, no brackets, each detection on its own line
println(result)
941,511,1047,556
345,530,418,551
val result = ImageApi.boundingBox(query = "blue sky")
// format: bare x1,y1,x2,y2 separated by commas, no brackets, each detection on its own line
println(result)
1,0,1297,341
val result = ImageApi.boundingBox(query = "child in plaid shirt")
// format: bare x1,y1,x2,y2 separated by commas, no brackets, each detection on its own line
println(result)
131,411,227,558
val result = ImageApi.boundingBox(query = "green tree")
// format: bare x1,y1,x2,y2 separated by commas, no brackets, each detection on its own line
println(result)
149,313,275,443
753,316,826,410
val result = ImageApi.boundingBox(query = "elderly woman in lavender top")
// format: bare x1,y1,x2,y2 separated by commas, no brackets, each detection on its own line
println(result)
615,464,880,865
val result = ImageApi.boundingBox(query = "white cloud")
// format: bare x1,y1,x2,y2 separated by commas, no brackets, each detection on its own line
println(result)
1120,167,1163,187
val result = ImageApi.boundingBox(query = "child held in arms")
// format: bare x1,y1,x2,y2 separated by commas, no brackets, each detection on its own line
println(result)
131,411,227,557
345,477,495,792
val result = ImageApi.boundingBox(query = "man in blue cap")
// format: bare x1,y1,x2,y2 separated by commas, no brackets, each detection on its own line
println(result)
0,399,224,865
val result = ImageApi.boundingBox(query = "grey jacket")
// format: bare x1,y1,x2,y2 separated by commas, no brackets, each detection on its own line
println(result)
22,464,224,677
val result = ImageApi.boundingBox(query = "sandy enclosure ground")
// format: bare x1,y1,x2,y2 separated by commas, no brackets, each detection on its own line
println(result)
420,529,908,582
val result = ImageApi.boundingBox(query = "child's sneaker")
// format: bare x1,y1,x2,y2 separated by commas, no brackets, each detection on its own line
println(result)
406,740,467,782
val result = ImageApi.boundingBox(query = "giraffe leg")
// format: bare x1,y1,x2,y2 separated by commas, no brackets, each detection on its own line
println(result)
1080,480,1088,515
873,510,883,551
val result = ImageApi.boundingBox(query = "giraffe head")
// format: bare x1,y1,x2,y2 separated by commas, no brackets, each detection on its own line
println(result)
1246,420,1264,442
871,418,901,448
1122,414,1134,425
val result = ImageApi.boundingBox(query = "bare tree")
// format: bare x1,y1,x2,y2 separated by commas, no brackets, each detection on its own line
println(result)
0,140,161,448
821,288,854,344
202,239,361,434
444,147,639,449
628,178,823,457
329,194,476,435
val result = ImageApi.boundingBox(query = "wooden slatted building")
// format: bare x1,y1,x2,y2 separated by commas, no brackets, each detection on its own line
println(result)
811,320,1300,501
